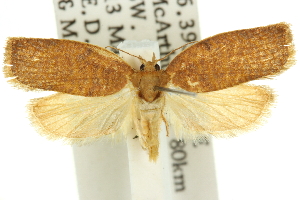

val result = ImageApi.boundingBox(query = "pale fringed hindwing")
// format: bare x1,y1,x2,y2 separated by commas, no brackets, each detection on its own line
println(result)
163,84,275,140
26,83,136,145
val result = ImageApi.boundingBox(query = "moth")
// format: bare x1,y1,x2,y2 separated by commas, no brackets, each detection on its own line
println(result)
4,23,295,161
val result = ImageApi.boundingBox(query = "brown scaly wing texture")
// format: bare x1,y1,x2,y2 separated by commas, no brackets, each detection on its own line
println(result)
4,38,134,96
166,23,295,93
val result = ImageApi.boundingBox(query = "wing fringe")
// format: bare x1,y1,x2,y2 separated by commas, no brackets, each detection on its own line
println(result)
164,84,276,142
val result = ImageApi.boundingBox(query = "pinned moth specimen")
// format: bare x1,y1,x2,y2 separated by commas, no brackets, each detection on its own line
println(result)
4,23,295,161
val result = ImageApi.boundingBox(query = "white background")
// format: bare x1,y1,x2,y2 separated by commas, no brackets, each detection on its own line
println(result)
0,1,300,200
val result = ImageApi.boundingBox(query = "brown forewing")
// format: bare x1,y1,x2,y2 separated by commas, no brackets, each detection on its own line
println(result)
4,38,134,96
166,23,295,93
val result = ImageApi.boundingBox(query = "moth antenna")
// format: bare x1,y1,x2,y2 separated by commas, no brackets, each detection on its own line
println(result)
156,41,198,62
106,46,147,63
154,86,197,97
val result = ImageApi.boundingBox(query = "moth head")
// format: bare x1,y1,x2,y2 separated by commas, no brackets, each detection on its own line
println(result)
138,53,161,72
106,41,197,72
137,41,197,72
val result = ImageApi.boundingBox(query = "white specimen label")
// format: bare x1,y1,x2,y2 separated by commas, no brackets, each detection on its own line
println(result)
53,0,200,68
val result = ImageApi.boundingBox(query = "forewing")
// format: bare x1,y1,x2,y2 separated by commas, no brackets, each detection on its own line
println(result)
4,37,134,96
166,23,295,92
28,84,135,144
163,84,273,140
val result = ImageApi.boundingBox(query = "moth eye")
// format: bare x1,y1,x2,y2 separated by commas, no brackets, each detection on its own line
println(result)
155,64,160,71
140,64,145,71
